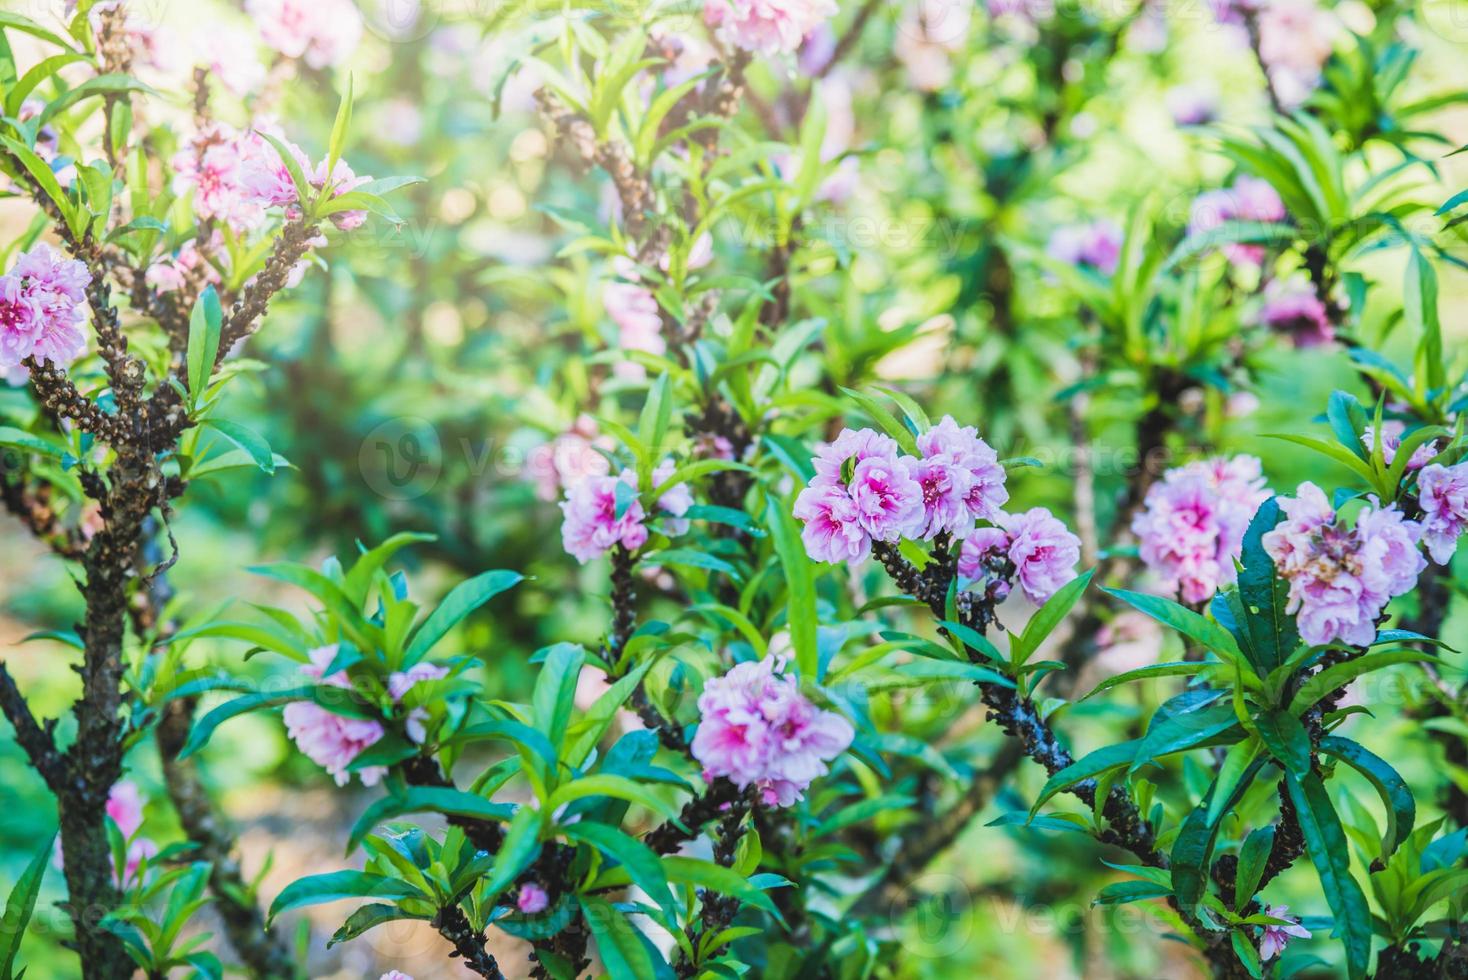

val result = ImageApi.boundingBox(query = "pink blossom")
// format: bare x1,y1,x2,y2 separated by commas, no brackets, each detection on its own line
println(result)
895,0,970,91
794,481,870,563
1258,905,1310,960
517,883,550,915
957,526,1013,602
1001,508,1082,604
380,973,414,980
849,456,926,543
692,656,853,807
530,415,613,502
0,244,90,371
1418,462,1468,565
1258,276,1333,348
311,157,371,231
282,645,386,786
1165,84,1219,126
1189,177,1286,267
389,662,450,744
172,125,265,231
560,464,691,563
1258,0,1335,108
604,281,664,380
1046,220,1123,275
810,428,903,486
146,238,222,295
704,0,838,55
247,0,362,69
105,781,146,839
912,415,1010,536
1132,456,1270,603
1362,421,1436,471
1263,483,1425,646
238,129,309,210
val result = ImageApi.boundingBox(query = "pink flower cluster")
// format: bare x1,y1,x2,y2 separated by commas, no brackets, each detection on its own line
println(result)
1189,177,1286,267
58,781,157,886
704,0,838,55
1132,456,1270,604
957,508,1082,605
1046,220,1123,275
795,422,1008,564
1257,0,1335,108
560,460,693,563
691,656,853,807
173,124,369,234
246,0,362,69
0,244,89,374
529,415,613,502
282,646,447,785
1262,483,1426,646
1258,276,1333,348
1418,462,1468,565
146,236,222,295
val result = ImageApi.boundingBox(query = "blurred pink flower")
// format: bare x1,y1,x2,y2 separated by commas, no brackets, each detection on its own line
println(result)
604,281,664,380
530,415,614,502
1132,456,1269,603
517,883,550,915
1189,177,1286,267
1047,220,1123,275
248,0,362,69
1258,276,1333,348
692,656,853,807
560,464,690,563
1258,0,1335,108
704,0,838,55
1362,421,1436,471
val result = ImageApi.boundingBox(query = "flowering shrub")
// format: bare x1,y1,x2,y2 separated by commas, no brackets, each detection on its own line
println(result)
0,1,1465,979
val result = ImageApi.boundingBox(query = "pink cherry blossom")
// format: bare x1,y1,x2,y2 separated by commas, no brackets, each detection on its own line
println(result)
517,883,550,915
1001,508,1082,605
1258,0,1335,108
247,0,362,69
692,656,853,807
105,780,146,839
1361,421,1437,471
604,281,665,380
146,237,222,295
311,157,372,231
1046,220,1123,275
1418,462,1468,565
1189,177,1286,267
704,0,838,55
810,428,903,487
0,243,90,371
915,416,1009,533
651,459,694,536
849,456,926,543
1258,904,1310,960
282,645,386,786
1257,276,1333,348
560,464,691,563
957,526,1013,602
389,662,450,744
1132,456,1270,604
794,481,870,563
1165,84,1219,126
529,415,613,502
1262,483,1425,646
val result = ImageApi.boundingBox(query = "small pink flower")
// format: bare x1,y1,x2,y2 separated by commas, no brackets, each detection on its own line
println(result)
282,645,386,786
849,456,926,543
1361,421,1436,471
1258,276,1333,348
530,415,613,502
1258,904,1310,960
1257,0,1335,108
105,781,146,840
1417,462,1468,565
517,883,550,915
810,428,903,486
560,463,691,563
311,157,371,231
651,459,694,536
704,0,838,55
1046,220,1123,275
1000,508,1081,605
604,281,665,380
247,0,362,69
692,656,853,807
1189,177,1286,267
388,662,450,743
1132,456,1270,604
0,244,90,371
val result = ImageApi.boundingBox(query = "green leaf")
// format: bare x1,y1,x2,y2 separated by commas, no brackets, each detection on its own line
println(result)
1234,825,1276,909
404,570,523,664
178,686,317,759
839,387,919,455
326,74,353,180
1288,650,1437,715
1317,735,1415,859
1171,798,1219,913
33,73,154,129
267,871,423,922
342,532,435,606
1207,735,1262,825
1284,772,1373,979
483,806,541,903
1031,740,1140,817
1232,498,1297,673
1079,662,1209,701
562,822,675,917
199,418,273,473
0,427,66,459
532,643,585,742
764,495,818,678
327,903,430,948
1012,568,1094,666
546,775,679,822
347,788,515,854
661,856,784,918
0,834,52,979
187,286,222,406
1255,710,1311,778
0,11,78,51
1104,588,1247,669
578,895,656,980
0,136,78,239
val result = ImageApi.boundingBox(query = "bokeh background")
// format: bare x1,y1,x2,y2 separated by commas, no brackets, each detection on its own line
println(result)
2,0,1467,975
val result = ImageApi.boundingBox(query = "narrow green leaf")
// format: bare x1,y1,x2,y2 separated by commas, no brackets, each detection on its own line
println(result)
1284,772,1373,980
267,871,423,922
